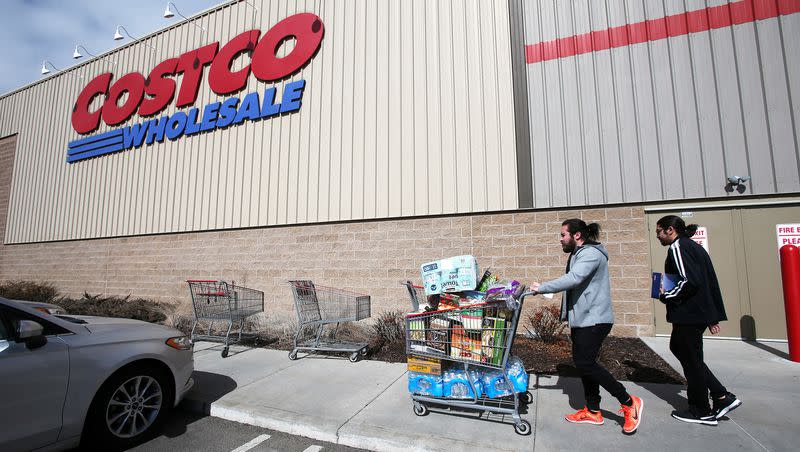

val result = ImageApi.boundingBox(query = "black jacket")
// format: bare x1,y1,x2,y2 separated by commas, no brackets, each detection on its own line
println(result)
659,236,727,325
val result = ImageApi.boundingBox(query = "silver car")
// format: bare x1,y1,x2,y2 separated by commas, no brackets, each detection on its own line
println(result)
0,297,194,451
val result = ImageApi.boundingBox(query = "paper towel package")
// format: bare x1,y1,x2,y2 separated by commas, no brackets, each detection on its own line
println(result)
421,255,479,295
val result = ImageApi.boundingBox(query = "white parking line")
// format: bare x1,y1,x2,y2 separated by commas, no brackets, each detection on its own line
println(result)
231,434,271,452
302,446,323,452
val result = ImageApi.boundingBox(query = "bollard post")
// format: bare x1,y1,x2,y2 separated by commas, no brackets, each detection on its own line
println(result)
780,244,800,362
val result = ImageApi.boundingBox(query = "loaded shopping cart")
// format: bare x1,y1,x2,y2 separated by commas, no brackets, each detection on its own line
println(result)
403,282,533,435
288,280,371,362
187,280,264,357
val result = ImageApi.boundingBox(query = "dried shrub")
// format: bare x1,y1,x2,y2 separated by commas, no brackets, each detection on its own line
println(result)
0,280,60,304
166,312,195,335
55,293,167,324
527,305,566,343
371,309,405,345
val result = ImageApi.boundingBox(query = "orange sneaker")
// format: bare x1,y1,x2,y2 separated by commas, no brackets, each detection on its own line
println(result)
619,395,643,434
565,407,604,425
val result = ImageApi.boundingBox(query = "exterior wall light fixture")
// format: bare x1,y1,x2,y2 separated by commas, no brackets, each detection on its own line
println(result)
164,2,206,32
72,45,117,67
113,25,157,52
40,60,60,75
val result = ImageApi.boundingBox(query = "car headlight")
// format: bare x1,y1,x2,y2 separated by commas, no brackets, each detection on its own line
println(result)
166,336,193,350
34,306,66,315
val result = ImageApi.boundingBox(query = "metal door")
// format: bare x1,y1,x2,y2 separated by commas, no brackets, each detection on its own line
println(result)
739,205,800,340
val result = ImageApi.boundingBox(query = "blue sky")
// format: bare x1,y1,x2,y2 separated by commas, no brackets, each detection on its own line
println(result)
0,0,226,96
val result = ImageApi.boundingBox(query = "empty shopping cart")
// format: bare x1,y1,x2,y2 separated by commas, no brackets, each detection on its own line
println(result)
288,280,371,362
187,280,264,357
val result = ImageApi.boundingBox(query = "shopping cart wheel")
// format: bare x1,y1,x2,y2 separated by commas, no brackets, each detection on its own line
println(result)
349,352,361,363
221,347,229,358
520,391,534,405
288,350,298,360
514,420,531,436
413,403,429,416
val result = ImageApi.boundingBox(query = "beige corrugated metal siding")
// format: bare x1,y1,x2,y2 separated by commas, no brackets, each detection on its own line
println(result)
0,0,519,244
521,0,800,208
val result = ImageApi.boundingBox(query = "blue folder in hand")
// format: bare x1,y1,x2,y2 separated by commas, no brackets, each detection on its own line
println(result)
651,273,681,299
651,273,662,299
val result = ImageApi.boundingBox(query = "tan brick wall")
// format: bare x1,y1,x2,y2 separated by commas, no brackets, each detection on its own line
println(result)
0,136,653,336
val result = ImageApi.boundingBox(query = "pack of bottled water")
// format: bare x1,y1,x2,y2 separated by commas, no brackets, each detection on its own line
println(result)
442,367,483,399
408,355,529,399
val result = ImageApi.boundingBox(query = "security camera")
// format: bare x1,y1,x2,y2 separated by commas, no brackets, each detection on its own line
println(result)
727,176,750,185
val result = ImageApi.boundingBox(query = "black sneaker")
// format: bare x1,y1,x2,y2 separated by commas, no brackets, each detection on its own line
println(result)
712,392,742,419
671,408,719,426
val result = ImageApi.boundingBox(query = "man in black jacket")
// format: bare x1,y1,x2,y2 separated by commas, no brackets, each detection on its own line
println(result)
656,215,742,425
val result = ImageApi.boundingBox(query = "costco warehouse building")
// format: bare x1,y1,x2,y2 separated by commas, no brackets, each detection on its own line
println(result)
1,0,799,340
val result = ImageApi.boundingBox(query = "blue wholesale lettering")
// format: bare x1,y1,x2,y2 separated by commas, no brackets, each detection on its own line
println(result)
66,80,308,163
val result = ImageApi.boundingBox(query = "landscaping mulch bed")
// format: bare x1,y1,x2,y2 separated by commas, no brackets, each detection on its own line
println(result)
368,335,686,385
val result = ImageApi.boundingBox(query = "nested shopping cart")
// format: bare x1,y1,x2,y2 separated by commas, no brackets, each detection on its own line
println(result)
288,280,371,362
402,281,533,435
187,280,264,357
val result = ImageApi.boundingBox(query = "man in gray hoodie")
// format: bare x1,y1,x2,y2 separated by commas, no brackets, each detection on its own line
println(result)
532,219,643,435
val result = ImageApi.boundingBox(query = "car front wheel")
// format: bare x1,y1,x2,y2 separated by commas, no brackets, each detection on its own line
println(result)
84,365,173,448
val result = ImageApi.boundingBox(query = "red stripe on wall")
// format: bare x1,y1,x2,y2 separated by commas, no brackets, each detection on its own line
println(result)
525,0,799,64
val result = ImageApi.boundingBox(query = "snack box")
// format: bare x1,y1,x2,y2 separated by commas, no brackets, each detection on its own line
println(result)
407,356,442,375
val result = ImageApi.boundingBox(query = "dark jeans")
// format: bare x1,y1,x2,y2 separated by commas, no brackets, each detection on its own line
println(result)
571,324,630,411
669,323,727,413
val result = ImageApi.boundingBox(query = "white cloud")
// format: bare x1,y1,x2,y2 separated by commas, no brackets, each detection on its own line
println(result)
0,0,225,95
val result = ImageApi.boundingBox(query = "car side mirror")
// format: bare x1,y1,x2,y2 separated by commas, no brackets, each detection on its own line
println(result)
17,320,47,349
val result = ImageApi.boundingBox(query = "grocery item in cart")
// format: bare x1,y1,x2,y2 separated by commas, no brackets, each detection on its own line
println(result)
476,269,500,292
425,317,450,355
481,370,514,398
421,255,480,295
460,308,483,331
407,356,442,375
443,367,483,399
450,323,482,362
408,371,444,397
480,356,530,398
408,318,425,342
506,356,529,392
481,316,506,366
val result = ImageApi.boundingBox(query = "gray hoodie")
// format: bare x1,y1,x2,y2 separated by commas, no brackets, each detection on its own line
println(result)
537,243,614,328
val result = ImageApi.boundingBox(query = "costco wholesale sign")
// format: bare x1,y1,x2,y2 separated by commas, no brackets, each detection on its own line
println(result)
66,13,324,163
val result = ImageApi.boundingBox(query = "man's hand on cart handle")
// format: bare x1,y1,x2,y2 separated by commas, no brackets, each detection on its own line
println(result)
530,283,554,299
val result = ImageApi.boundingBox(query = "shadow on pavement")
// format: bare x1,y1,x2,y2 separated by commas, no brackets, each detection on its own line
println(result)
743,340,790,360
180,371,238,414
535,366,687,426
